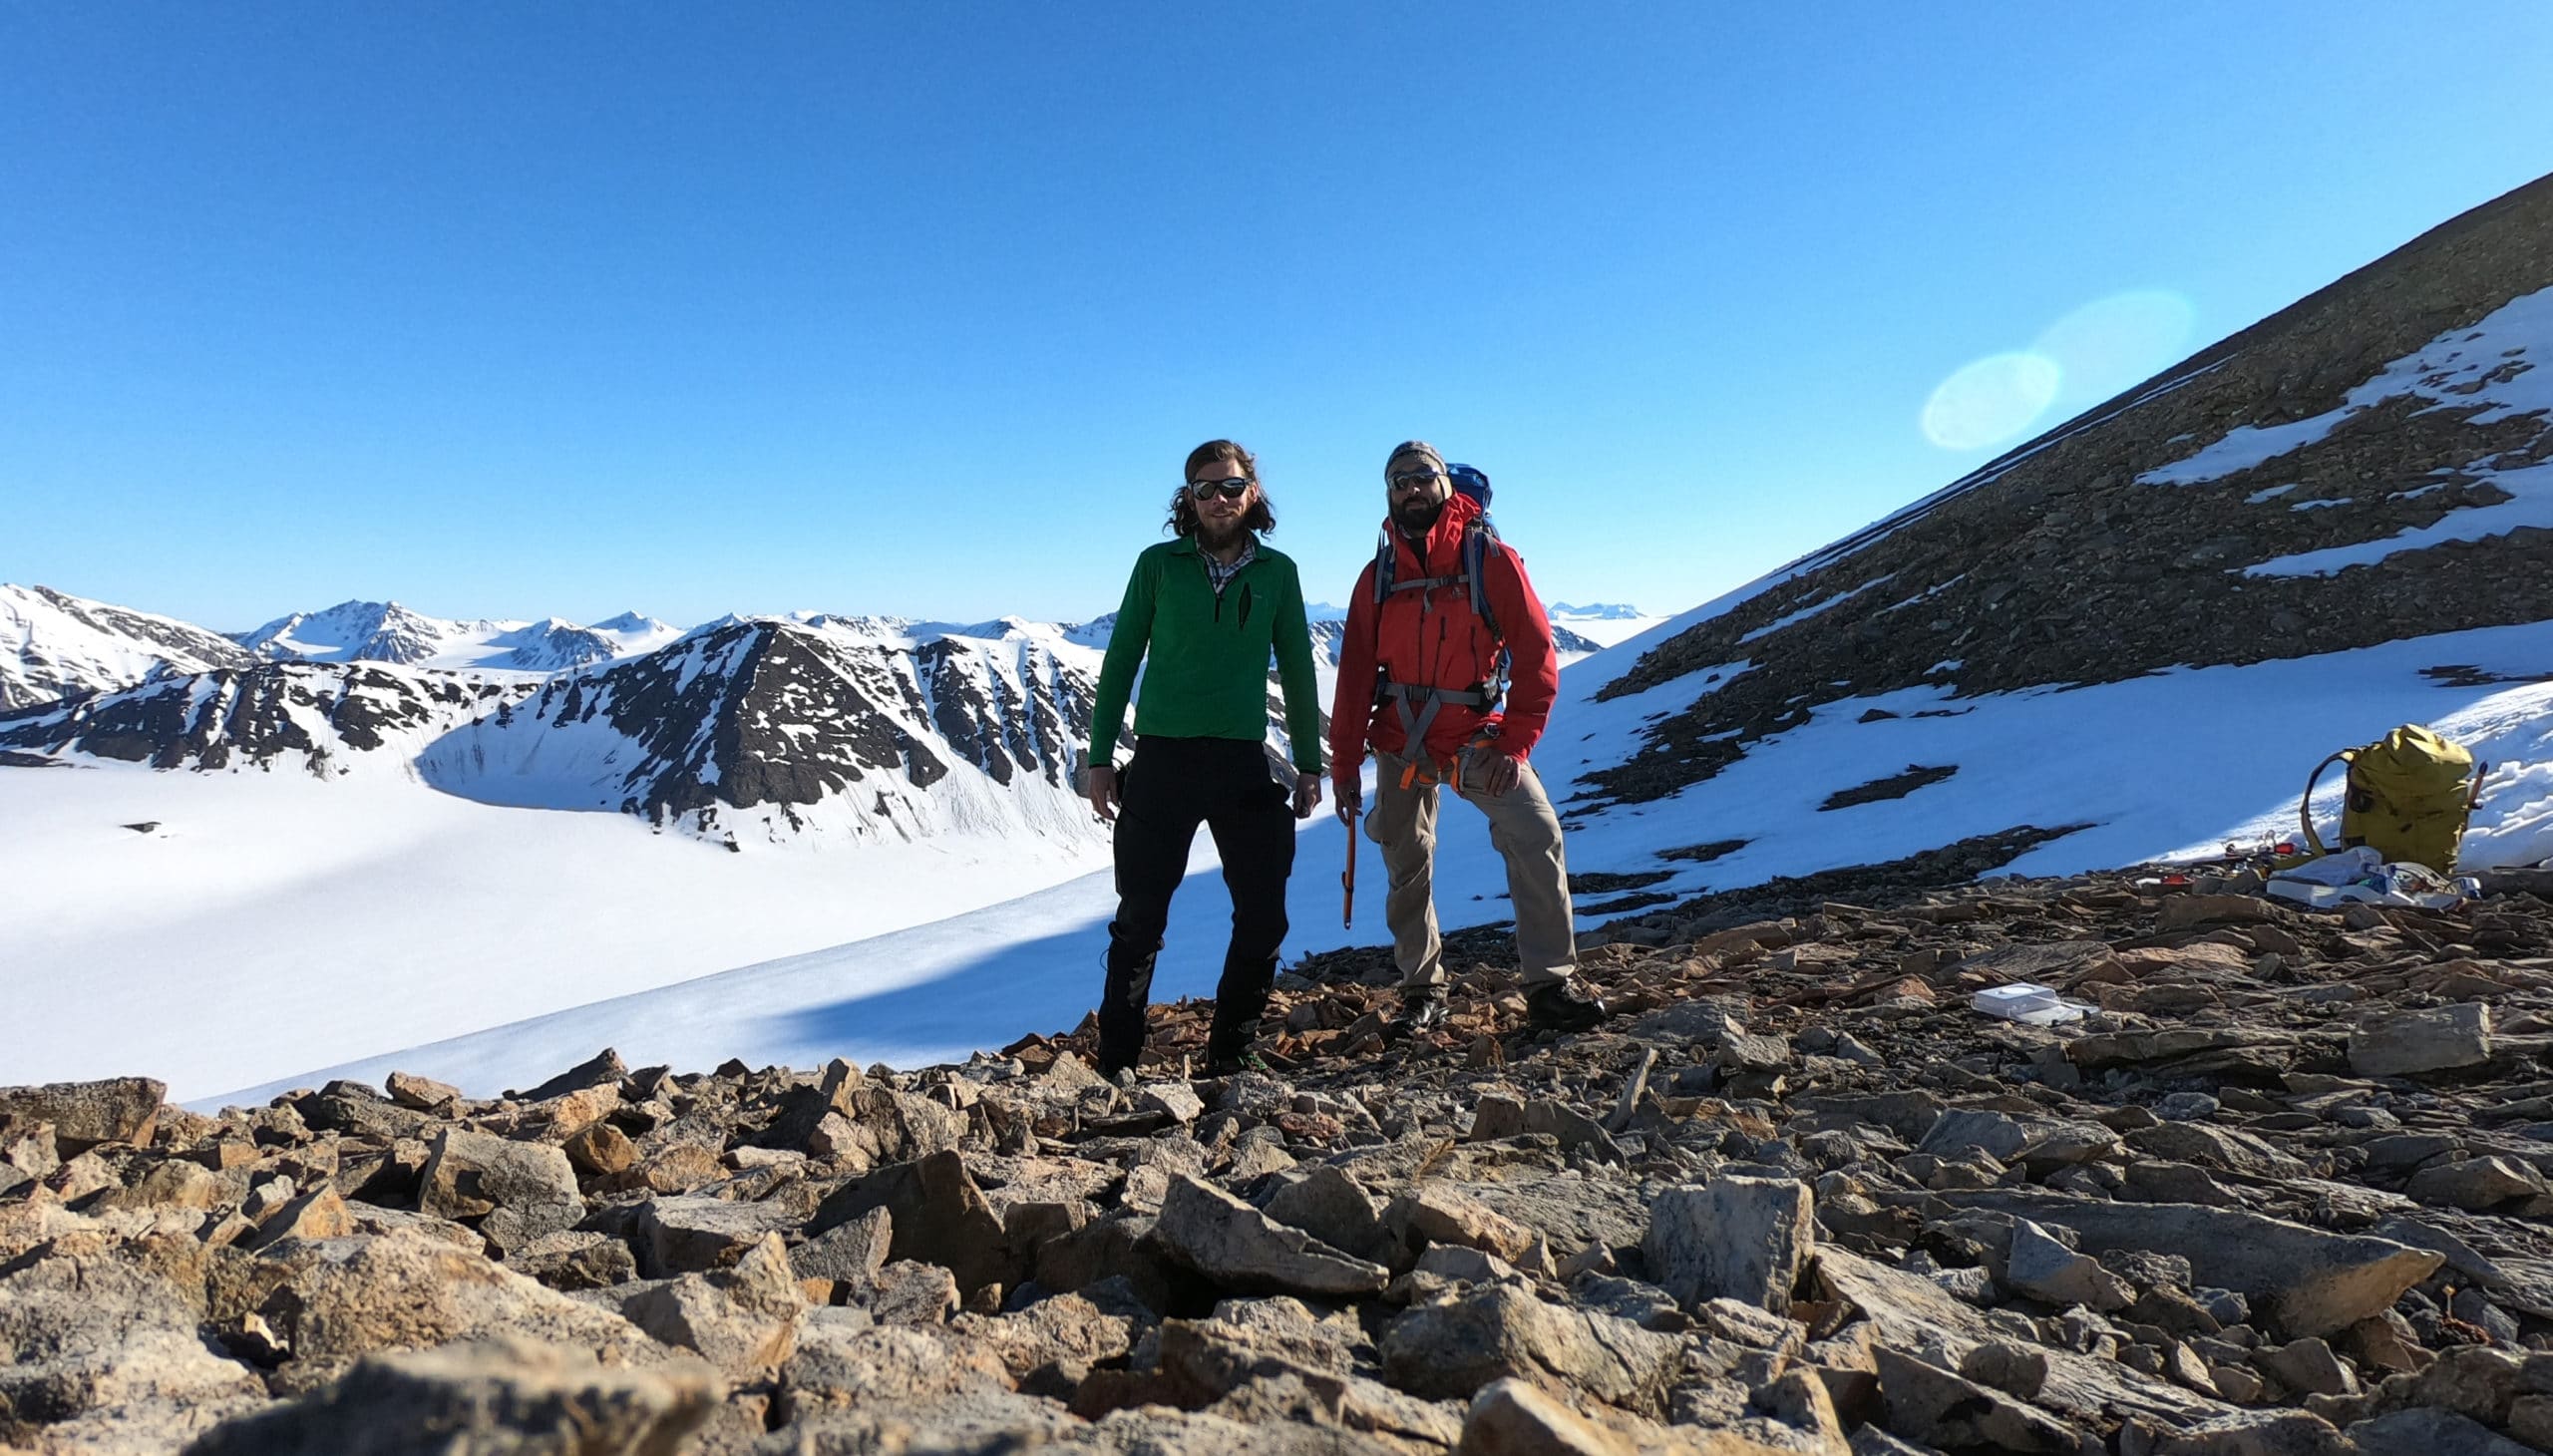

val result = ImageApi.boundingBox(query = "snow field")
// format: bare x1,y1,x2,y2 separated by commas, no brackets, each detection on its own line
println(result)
0,767,1110,1101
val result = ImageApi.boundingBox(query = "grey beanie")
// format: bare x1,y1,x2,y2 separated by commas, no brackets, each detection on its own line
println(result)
1384,440,1445,482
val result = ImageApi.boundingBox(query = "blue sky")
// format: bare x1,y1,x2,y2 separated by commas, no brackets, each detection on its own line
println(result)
6,5,2551,633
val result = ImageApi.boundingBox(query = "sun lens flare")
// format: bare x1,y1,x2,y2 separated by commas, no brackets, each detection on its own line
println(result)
2034,289,2197,411
1921,351,2062,451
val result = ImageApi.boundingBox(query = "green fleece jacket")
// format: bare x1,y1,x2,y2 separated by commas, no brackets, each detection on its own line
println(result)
1089,539,1325,775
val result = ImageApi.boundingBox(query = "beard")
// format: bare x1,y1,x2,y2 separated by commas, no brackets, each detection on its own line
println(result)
1196,515,1250,553
1391,496,1448,538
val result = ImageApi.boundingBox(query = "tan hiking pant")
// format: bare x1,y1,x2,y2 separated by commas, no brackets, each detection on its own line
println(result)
1367,745,1578,990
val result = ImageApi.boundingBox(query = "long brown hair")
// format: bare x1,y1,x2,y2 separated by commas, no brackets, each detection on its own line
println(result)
1166,438,1276,538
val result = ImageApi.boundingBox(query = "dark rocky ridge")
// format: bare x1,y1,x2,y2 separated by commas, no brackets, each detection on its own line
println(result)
12,868,2553,1453
1586,171,2553,809
0,661,529,774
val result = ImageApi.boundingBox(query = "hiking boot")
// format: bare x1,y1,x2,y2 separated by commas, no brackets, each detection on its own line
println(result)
1524,978,1608,1034
1205,949,1276,1078
1204,1016,1264,1078
1391,984,1450,1041
1206,1045,1272,1078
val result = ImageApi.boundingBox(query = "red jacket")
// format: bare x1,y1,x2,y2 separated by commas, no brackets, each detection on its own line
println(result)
1329,492,1560,792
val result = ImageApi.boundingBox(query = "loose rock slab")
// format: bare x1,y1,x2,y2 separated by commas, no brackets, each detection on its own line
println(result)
2349,1003,2492,1078
1154,1175,1389,1297
1641,1174,1814,1314
0,1076,166,1154
182,1334,715,1455
1945,1191,2443,1337
417,1128,583,1255
1378,1282,1679,1414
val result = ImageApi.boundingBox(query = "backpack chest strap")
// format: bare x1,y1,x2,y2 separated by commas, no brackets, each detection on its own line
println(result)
1388,574,1467,594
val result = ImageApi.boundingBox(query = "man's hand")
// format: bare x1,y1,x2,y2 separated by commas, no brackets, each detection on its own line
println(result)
1291,774,1324,820
1472,749,1522,798
1086,765,1121,823
1333,779,1361,825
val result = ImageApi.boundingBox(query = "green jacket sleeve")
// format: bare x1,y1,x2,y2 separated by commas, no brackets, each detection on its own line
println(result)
1271,560,1325,776
1088,553,1154,767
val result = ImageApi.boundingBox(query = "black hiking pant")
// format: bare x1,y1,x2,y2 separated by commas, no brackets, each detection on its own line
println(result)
1098,735,1295,1073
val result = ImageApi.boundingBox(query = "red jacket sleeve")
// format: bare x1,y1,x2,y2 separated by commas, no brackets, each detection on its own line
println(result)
1329,562,1380,792
1487,544,1559,758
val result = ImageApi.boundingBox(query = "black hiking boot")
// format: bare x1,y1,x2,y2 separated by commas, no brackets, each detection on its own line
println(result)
1204,1013,1267,1077
1525,978,1608,1034
1390,983,1450,1042
1205,949,1276,1078
1206,1043,1272,1078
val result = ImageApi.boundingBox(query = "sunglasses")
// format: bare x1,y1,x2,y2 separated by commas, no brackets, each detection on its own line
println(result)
1387,470,1446,494
1189,478,1254,502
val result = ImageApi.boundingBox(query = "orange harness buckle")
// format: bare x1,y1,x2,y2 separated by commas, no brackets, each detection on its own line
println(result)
1395,732,1499,793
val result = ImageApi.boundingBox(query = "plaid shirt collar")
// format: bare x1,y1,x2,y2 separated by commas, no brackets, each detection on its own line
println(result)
1198,537,1258,592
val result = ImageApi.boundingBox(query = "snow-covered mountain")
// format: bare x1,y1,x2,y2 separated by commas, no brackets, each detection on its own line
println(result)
418,615,1109,849
234,599,682,671
0,584,255,710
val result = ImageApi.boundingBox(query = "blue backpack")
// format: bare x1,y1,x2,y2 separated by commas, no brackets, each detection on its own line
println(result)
1370,463,1510,738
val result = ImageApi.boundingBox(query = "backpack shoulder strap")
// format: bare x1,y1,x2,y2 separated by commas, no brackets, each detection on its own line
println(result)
1462,521,1501,639
2299,749,2356,859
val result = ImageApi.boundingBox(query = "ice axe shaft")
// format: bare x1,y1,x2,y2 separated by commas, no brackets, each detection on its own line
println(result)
1342,806,1359,928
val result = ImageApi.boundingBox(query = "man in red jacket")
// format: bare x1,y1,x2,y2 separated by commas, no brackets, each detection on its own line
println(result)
1329,441,1607,1037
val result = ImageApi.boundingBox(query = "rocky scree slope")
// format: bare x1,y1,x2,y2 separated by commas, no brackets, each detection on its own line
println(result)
12,869,2553,1453
1589,171,2553,809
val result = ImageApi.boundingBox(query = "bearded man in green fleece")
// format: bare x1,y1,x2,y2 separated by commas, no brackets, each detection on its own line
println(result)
1084,439,1325,1078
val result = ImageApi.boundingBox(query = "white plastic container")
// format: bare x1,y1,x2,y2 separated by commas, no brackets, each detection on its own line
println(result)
1971,982,2087,1025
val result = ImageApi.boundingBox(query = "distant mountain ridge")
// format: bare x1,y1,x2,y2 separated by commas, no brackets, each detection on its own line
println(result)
233,599,681,673
0,584,254,711
0,568,1607,849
